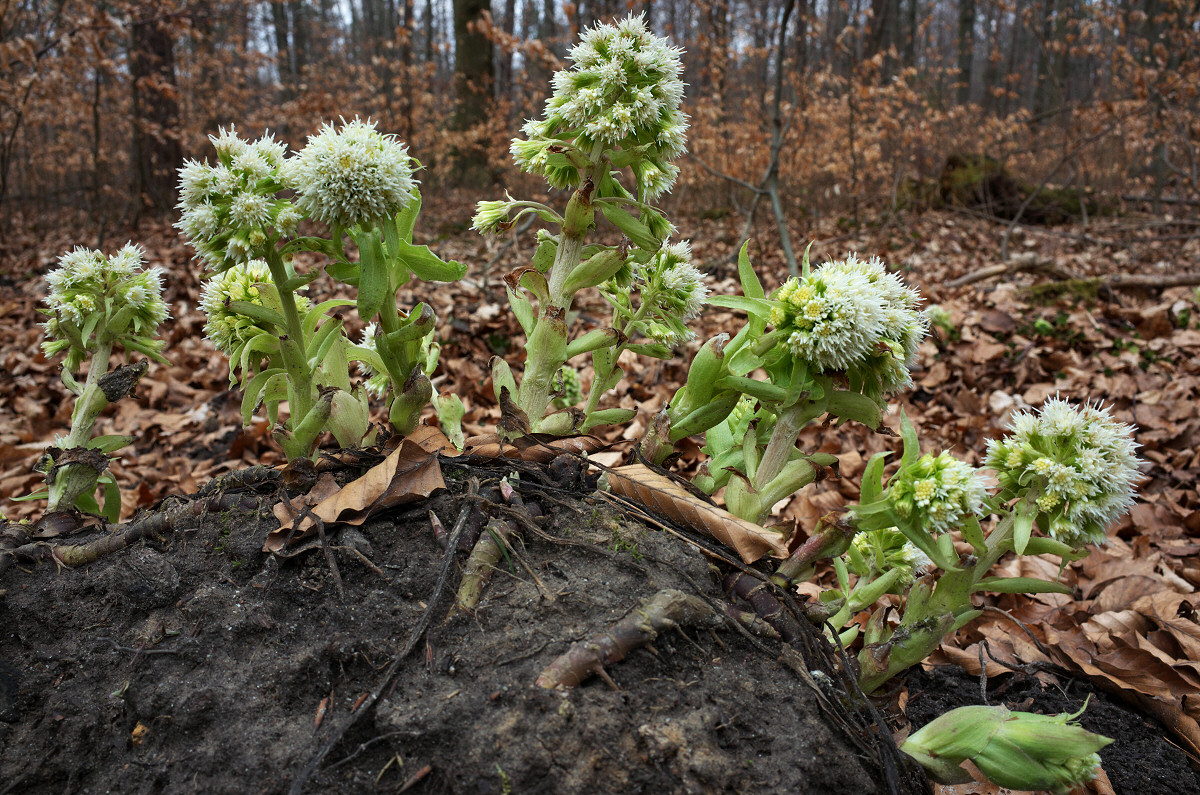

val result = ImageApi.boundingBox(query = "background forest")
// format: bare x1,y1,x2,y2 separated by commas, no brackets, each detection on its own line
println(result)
3,3,1200,793
2,0,1199,236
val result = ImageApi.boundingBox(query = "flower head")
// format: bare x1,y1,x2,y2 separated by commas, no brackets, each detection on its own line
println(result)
288,118,416,229
885,451,987,534
175,127,293,271
515,13,688,198
200,260,307,363
42,244,168,369
769,254,926,398
901,703,1111,793
986,398,1141,548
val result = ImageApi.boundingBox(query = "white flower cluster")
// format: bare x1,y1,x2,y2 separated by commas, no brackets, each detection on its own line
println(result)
604,241,708,345
514,13,688,197
200,260,308,358
769,254,926,399
176,126,294,270
42,244,168,363
849,527,934,589
887,451,988,535
287,118,416,229
986,398,1141,548
471,200,512,235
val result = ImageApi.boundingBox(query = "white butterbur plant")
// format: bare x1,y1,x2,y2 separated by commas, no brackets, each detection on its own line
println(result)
179,120,465,460
27,245,169,520
478,13,699,437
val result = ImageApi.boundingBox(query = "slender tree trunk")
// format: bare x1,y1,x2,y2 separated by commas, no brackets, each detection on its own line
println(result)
956,0,975,104
129,6,182,218
452,0,495,185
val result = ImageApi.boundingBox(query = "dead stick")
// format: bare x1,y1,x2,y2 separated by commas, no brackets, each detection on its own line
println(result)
945,253,1075,288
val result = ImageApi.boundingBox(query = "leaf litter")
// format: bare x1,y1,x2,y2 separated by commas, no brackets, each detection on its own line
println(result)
1,204,1199,792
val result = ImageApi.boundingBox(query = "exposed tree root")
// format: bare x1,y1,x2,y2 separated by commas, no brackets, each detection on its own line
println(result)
534,588,724,689
0,492,264,579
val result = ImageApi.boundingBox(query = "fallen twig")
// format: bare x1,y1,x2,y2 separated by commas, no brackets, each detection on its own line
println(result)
945,252,1077,288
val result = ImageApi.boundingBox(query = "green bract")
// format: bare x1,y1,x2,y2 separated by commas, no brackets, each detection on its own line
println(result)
901,703,1111,793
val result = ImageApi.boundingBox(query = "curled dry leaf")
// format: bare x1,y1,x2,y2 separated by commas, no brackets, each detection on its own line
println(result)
600,463,788,563
263,426,454,553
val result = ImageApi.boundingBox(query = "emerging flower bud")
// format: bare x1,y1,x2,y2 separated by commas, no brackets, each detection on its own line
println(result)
901,703,1111,793
552,366,584,409
847,527,933,591
602,241,708,346
199,259,308,360
288,117,416,229
472,200,513,234
986,397,1141,548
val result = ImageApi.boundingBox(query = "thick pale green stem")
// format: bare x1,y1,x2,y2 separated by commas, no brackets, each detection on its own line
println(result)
517,161,603,430
64,338,113,448
753,400,825,491
263,246,314,430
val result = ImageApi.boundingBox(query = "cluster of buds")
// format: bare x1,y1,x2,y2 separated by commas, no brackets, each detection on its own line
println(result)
176,128,296,270
513,13,687,197
884,451,989,535
199,260,310,367
901,703,1111,793
986,398,1141,548
42,244,168,372
765,254,925,403
287,118,417,229
600,241,708,346
846,527,933,592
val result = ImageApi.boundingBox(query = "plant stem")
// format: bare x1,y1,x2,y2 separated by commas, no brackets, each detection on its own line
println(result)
64,337,113,448
753,400,824,491
517,160,604,429
263,246,314,427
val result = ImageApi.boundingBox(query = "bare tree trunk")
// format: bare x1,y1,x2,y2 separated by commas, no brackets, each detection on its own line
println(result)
129,6,182,218
452,0,495,185
956,0,974,104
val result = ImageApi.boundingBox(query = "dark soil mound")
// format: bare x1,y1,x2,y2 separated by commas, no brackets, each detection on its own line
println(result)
0,459,922,794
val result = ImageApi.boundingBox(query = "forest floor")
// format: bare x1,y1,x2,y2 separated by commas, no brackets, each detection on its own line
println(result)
1,201,1199,793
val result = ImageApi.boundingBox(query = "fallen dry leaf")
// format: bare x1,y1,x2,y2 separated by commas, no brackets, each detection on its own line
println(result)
264,428,451,552
600,463,787,563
